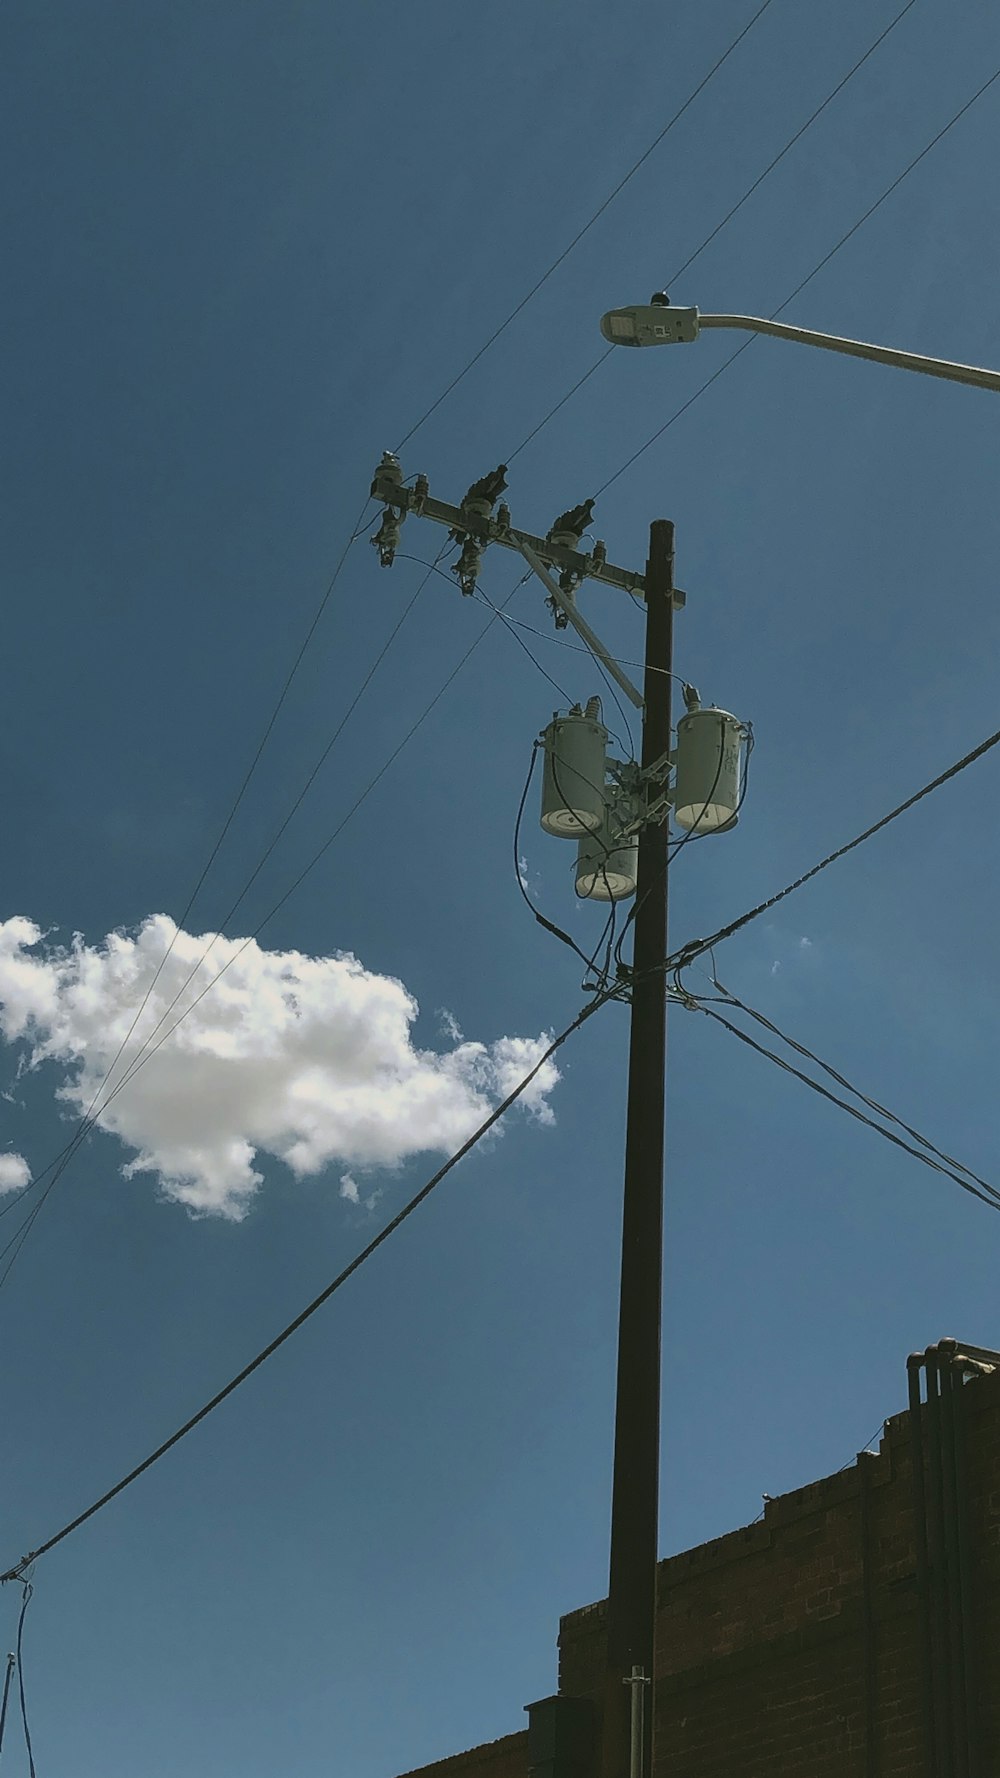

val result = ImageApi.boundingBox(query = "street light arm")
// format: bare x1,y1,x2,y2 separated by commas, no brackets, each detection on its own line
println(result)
697,313,1000,394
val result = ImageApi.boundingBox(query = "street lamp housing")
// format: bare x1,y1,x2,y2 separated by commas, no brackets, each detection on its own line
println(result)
600,302,700,348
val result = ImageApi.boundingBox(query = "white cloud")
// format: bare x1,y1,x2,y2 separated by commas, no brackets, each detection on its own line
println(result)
0,916,560,1221
0,1152,30,1193
437,1007,463,1044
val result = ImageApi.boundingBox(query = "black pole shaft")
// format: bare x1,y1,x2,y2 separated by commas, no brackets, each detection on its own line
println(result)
601,520,674,1778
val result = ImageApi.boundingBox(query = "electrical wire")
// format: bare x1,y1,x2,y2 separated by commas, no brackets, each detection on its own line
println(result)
664,0,921,289
477,588,573,704
685,991,1000,1215
0,544,451,1291
505,0,920,466
0,563,525,1292
15,1584,35,1778
750,1419,887,1523
0,575,541,1297
668,718,1000,979
477,605,685,687
693,969,1000,1205
5,12,949,1282
0,499,376,1235
596,61,1000,495
0,9,776,1268
50,1,776,1149
0,1651,13,1759
2,10,776,1261
0,985,611,1585
397,551,641,758
395,0,775,454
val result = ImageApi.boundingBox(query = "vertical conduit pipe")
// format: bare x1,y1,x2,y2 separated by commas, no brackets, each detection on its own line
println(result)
923,1347,953,1777
858,1449,879,1777
907,1353,935,1778
938,1347,969,1778
949,1350,981,1778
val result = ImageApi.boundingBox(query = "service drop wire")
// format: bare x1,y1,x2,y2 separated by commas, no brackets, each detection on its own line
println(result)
684,982,1000,1215
15,1584,35,1778
0,987,611,1585
701,970,1000,1204
0,1650,14,1759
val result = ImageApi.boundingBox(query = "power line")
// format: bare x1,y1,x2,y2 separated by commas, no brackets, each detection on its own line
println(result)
0,988,609,1584
70,6,779,1128
664,0,921,289
507,0,920,467
597,59,1000,494
702,973,1000,1201
394,0,775,454
15,1584,35,1778
73,13,960,1265
0,545,451,1290
750,1418,887,1523
2,8,770,1260
669,719,1000,977
0,501,378,1251
477,587,573,705
0,1651,14,1759
0,13,774,1276
398,550,646,760
686,989,1000,1214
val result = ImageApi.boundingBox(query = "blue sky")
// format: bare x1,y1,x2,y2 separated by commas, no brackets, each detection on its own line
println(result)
2,2,1000,1772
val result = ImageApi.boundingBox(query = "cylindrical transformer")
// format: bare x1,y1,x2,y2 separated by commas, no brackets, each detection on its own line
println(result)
673,707,743,833
539,708,609,837
575,805,638,901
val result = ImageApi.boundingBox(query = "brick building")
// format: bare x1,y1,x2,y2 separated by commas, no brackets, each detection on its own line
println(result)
396,1340,1000,1778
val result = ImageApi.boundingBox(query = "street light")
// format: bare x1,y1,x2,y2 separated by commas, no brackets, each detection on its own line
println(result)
600,294,1000,395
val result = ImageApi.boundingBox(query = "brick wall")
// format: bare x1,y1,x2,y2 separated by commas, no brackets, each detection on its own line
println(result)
560,1361,1000,1774
396,1731,529,1778
396,1361,1000,1777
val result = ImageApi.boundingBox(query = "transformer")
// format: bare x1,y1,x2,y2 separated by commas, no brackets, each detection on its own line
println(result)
539,705,609,838
673,707,743,833
575,802,639,901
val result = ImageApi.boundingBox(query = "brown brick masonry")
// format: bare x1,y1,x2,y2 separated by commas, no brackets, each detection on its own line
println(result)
396,1359,1000,1777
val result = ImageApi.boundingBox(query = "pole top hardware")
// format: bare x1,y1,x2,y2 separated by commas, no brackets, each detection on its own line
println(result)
369,458,684,608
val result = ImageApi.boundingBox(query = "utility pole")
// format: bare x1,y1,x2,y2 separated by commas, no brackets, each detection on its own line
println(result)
369,459,744,1778
601,521,673,1778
